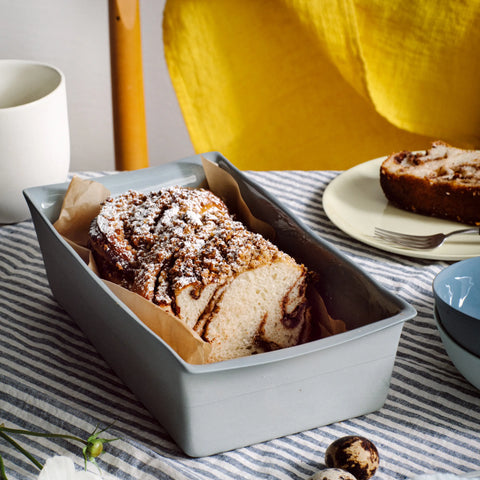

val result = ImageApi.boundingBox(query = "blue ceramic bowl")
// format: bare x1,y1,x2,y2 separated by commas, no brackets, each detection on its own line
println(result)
435,308,480,391
433,257,480,357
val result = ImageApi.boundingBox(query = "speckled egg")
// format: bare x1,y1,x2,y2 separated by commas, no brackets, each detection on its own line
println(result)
325,436,379,480
310,468,357,480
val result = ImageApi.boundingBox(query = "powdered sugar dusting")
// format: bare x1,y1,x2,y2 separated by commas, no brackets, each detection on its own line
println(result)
89,187,287,314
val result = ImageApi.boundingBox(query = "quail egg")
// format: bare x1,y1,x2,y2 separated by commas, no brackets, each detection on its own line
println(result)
325,436,379,480
310,468,357,480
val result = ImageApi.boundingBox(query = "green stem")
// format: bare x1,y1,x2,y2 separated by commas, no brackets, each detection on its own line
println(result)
0,431,43,471
0,453,8,480
0,427,85,445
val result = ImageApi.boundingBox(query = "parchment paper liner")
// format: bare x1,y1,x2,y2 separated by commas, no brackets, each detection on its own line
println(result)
54,158,345,364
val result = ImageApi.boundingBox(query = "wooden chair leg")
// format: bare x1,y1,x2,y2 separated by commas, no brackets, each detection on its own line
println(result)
109,0,149,170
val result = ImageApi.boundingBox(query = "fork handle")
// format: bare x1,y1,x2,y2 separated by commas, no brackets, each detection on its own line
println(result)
446,227,480,238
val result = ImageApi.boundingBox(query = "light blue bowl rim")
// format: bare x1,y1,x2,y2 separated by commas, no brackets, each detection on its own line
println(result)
433,256,480,321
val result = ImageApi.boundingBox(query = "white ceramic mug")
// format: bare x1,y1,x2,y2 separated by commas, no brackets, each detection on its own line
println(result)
0,59,70,224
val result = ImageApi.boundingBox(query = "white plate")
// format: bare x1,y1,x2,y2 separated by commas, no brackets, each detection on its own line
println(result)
323,157,480,261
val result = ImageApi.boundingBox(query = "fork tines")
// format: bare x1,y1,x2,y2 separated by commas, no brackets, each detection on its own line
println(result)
373,227,442,249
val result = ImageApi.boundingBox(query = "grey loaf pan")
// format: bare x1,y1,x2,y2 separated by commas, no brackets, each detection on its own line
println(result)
24,151,416,457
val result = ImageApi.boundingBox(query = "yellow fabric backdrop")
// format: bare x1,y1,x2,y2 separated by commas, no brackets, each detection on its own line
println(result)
163,0,480,170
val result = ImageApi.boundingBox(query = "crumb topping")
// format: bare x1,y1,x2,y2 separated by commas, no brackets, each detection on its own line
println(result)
89,187,285,311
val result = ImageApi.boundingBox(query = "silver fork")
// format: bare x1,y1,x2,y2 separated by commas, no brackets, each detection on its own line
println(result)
374,226,480,249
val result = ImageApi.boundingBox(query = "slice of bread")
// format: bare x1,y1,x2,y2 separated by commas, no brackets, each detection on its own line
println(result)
89,186,311,362
380,141,480,225
194,259,309,362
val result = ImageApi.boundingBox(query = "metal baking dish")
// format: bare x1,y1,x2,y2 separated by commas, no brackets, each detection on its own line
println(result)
24,152,416,457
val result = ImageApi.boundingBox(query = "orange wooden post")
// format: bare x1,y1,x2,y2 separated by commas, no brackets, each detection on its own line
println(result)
109,0,149,170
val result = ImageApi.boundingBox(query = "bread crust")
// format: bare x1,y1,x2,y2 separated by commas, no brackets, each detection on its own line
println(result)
380,142,480,225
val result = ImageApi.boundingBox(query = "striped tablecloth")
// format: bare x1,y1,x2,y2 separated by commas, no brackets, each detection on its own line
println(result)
1,170,479,480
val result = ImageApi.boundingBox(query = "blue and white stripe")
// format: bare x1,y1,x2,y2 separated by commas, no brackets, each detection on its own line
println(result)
1,170,479,480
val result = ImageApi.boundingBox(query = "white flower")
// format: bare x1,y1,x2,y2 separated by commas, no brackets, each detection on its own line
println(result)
38,456,101,480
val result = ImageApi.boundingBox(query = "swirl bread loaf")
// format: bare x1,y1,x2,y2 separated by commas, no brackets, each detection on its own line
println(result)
380,141,480,225
88,186,311,362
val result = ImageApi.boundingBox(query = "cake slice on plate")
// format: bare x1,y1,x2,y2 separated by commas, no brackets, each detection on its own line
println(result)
380,141,480,225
